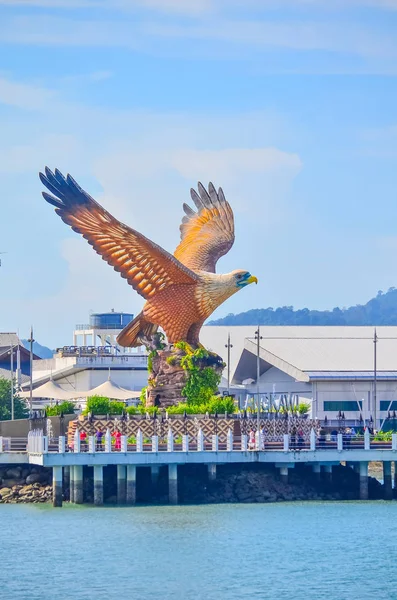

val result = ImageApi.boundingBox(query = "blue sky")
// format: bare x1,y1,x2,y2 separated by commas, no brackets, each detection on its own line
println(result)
0,0,396,347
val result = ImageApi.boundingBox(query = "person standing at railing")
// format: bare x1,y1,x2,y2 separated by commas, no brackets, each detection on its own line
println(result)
80,430,87,452
344,428,352,448
318,429,326,448
291,427,297,450
248,429,256,450
114,429,121,452
297,429,304,450
95,430,103,451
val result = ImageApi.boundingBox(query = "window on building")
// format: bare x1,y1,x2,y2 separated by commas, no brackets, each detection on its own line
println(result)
323,401,362,412
380,401,397,411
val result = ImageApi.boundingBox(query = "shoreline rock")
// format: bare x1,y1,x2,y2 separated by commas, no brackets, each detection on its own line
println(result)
0,465,52,504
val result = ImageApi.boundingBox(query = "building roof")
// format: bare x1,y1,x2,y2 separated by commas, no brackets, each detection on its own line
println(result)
0,333,40,361
0,367,30,383
0,333,21,347
202,326,397,383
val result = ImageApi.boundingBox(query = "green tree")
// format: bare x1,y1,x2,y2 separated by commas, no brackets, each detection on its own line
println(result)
0,377,29,420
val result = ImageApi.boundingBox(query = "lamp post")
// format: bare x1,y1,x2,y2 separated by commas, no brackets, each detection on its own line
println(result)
27,327,35,415
373,328,378,431
9,344,14,420
225,333,233,396
254,326,263,448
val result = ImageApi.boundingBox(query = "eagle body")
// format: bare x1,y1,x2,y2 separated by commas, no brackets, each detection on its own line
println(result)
140,271,244,345
39,168,257,348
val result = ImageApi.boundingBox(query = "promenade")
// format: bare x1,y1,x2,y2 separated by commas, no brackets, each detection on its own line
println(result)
0,429,396,506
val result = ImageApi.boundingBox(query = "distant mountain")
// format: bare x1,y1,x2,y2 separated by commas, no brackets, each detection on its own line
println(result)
208,287,397,326
21,340,53,359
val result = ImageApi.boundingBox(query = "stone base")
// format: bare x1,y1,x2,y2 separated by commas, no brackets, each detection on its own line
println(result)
146,344,224,408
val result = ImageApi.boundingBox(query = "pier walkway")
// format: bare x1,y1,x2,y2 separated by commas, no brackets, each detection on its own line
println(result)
1,430,396,506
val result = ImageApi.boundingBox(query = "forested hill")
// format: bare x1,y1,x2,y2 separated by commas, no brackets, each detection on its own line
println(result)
208,288,397,326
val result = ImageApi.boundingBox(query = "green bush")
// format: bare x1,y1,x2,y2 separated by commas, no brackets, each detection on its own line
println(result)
374,430,394,442
126,403,159,416
297,402,311,415
165,396,236,415
83,396,125,415
45,401,76,416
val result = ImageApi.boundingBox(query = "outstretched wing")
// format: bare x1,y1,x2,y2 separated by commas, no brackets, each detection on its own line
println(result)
39,167,198,300
174,182,235,273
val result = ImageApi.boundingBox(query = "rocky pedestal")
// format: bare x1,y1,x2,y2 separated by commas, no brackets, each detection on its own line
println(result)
146,344,224,408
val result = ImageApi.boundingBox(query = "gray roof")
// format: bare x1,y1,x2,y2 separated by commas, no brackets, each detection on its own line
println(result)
0,333,21,348
306,371,397,380
0,367,30,384
202,326,397,382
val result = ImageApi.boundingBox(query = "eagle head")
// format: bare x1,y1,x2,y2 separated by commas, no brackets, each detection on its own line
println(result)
232,270,258,288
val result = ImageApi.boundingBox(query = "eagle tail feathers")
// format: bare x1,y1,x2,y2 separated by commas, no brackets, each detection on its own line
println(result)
117,312,158,348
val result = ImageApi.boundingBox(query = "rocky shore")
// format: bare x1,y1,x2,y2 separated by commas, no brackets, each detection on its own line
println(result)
178,463,385,504
0,465,52,504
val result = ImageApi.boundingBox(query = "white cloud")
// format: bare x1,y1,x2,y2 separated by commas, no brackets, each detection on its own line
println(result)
59,70,113,84
170,148,302,182
0,13,395,64
0,0,100,6
359,124,397,158
1,0,397,10
145,20,397,60
0,134,82,174
0,76,56,110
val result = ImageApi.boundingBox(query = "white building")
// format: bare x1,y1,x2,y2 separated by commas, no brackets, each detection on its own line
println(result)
21,311,148,407
201,325,397,428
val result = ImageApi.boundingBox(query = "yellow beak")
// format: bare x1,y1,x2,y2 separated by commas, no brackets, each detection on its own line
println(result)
246,275,258,285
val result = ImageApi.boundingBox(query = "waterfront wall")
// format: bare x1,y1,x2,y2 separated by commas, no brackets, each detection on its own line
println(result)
0,415,75,438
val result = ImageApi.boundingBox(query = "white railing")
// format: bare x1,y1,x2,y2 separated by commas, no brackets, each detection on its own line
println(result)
27,430,48,454
2,429,397,455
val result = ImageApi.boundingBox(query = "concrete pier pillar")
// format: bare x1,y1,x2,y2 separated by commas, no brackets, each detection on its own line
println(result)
117,465,126,504
359,461,369,500
312,463,321,481
394,462,397,494
74,465,84,504
151,465,160,490
354,463,360,474
279,466,288,483
169,464,178,505
323,464,332,482
383,461,393,500
64,465,70,489
93,466,103,506
126,465,136,505
69,466,75,503
208,464,217,481
52,466,63,507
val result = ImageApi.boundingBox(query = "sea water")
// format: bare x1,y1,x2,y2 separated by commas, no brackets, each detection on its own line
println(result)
1,502,397,600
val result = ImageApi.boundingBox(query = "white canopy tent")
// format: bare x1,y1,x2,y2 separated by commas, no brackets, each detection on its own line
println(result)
19,380,77,400
74,378,140,401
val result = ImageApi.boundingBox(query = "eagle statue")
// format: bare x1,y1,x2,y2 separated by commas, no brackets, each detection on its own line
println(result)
39,168,257,348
